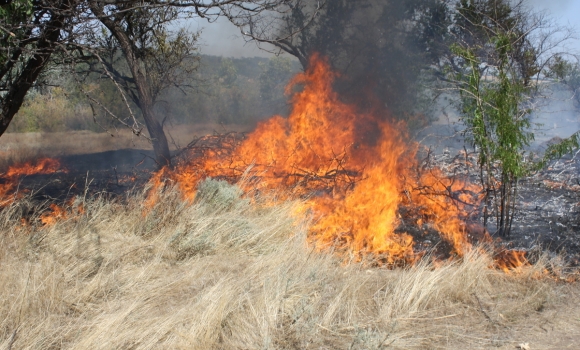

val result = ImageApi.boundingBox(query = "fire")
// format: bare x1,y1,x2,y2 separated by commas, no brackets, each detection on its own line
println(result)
0,158,65,206
151,54,480,265
39,197,84,226
494,250,529,272
40,203,68,226
5,158,63,178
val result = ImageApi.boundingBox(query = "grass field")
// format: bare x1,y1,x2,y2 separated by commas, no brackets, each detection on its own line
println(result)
0,179,578,349
0,123,251,170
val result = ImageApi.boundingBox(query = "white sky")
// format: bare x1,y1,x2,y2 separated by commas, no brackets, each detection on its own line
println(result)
190,1,580,58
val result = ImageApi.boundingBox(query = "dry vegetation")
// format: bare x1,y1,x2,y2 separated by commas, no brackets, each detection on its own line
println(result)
0,124,252,169
0,179,579,349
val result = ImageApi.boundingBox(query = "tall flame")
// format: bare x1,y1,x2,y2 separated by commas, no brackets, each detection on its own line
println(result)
151,54,480,264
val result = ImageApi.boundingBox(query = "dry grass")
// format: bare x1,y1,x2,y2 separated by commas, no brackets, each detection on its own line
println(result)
0,123,251,168
0,180,578,349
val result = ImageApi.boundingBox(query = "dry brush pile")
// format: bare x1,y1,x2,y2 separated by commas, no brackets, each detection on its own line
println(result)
0,179,570,349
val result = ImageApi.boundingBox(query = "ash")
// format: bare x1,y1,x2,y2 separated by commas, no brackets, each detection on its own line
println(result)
427,147,580,266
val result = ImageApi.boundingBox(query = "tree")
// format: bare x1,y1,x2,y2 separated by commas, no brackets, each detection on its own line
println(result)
0,0,78,136
453,35,533,237
1,0,319,168
83,4,199,168
259,56,293,101
448,0,577,236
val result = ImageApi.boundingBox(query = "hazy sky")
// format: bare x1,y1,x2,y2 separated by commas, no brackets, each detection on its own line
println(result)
528,0,580,44
192,1,580,58
192,17,274,58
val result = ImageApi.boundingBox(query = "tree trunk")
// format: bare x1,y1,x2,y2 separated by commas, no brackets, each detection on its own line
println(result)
0,2,70,137
140,100,171,169
90,3,172,169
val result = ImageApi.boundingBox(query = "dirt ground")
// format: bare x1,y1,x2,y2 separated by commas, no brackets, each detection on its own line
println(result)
477,283,580,350
0,123,251,168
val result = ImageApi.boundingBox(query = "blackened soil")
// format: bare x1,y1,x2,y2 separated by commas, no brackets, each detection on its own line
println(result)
16,149,156,201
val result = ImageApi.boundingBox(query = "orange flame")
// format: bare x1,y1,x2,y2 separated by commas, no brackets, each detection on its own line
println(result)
40,203,68,226
5,158,63,178
39,197,84,226
150,54,481,264
494,250,529,272
0,158,66,206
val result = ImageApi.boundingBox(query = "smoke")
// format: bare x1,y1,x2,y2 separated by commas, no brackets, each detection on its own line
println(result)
192,17,273,58
273,0,441,120
526,0,580,38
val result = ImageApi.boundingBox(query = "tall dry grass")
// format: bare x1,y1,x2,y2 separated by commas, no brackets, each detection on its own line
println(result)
0,180,562,349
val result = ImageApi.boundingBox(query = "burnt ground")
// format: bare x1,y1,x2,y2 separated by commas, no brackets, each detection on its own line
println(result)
15,149,156,201
7,144,580,267
511,152,580,266
408,146,580,267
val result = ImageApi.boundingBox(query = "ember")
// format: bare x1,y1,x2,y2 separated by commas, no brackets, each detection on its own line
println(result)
150,55,482,265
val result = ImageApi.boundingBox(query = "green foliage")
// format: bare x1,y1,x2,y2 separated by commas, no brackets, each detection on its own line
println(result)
452,0,540,86
546,55,580,106
8,87,96,132
0,0,33,64
218,58,238,87
5,55,296,133
195,178,248,213
259,56,293,101
452,33,535,236
159,55,298,126
537,55,580,167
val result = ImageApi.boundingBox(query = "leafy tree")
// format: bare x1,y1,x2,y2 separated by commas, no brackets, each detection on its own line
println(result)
0,0,77,136
449,0,577,236
453,35,534,236
1,0,318,167
259,56,292,101
82,4,199,168
218,58,238,87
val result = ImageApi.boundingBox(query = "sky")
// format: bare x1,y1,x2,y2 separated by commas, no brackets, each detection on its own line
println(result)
528,0,580,51
190,0,580,58
191,16,274,58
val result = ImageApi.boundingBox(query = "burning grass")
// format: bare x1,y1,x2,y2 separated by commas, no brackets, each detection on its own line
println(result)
0,157,66,207
0,181,576,349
